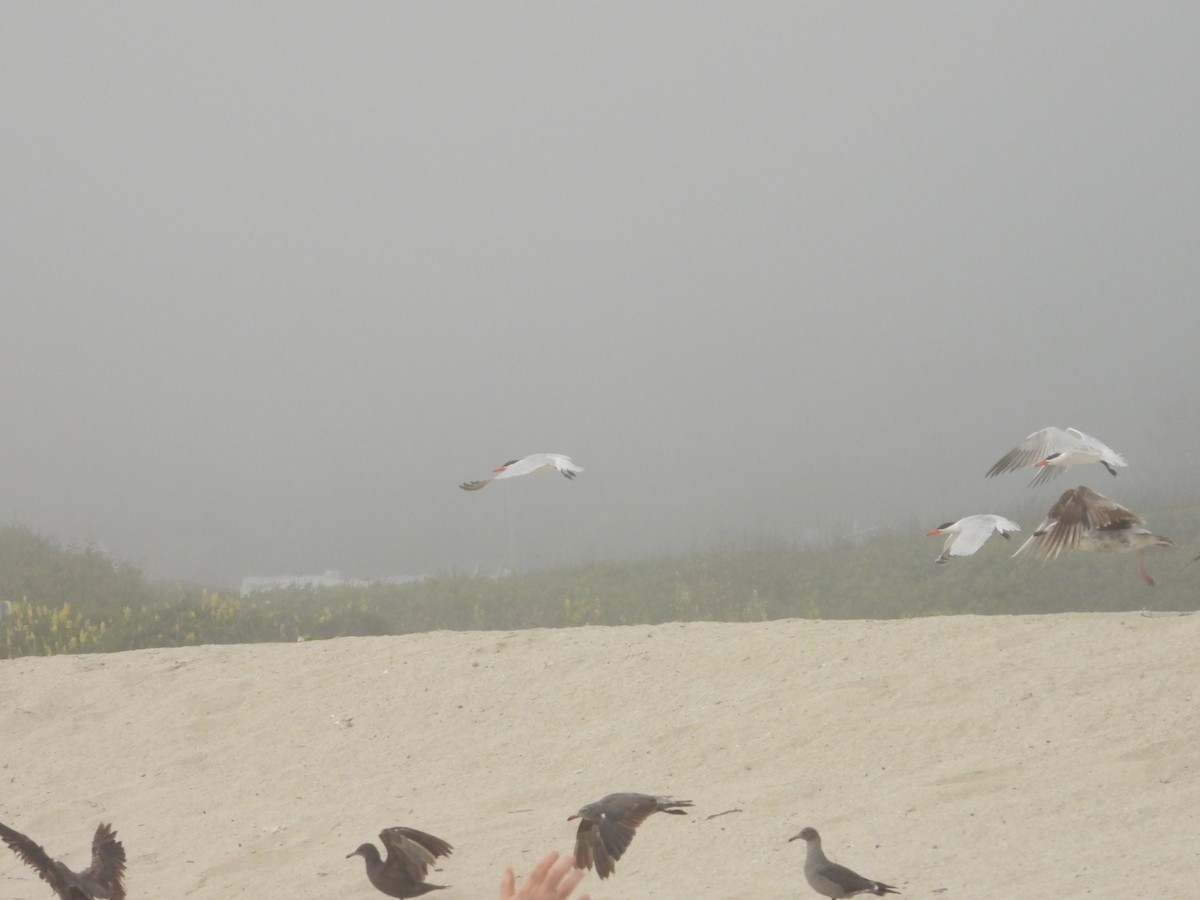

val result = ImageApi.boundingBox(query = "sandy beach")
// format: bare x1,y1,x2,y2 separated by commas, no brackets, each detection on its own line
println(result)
1,612,1197,898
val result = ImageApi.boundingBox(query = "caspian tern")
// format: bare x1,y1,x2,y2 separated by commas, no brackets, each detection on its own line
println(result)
927,514,1021,564
986,427,1127,487
459,453,584,491
1011,485,1174,586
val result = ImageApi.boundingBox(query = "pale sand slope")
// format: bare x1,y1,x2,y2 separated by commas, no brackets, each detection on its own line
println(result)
1,613,1197,899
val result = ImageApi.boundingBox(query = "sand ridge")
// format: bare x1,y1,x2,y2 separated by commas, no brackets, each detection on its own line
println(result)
1,612,1197,898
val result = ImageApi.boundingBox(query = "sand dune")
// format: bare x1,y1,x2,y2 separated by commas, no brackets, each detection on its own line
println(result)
1,612,1196,898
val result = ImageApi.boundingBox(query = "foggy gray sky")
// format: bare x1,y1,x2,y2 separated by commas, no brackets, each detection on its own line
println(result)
3,4,1198,585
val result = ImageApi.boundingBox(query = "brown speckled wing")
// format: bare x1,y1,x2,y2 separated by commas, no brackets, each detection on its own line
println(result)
1025,486,1143,559
82,823,126,900
1072,485,1143,531
572,819,597,871
379,827,452,883
0,822,72,897
596,816,638,865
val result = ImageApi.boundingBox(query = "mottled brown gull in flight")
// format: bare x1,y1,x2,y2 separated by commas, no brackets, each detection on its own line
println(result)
0,821,126,900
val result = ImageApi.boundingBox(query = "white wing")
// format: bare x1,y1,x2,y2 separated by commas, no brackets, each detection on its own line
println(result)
1066,429,1128,468
986,427,1119,486
461,453,583,489
547,454,584,478
459,477,494,491
494,453,581,479
947,515,1020,558
987,427,1073,476
492,455,553,479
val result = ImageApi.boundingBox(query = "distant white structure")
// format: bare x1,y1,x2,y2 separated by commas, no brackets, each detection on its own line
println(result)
238,570,424,597
375,574,425,587
239,570,365,597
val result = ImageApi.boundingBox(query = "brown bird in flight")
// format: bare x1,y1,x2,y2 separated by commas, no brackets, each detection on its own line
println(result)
568,793,692,879
346,826,453,898
1011,485,1174,585
0,821,126,900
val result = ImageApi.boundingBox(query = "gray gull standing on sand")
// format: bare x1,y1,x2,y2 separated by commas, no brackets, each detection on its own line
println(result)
788,827,899,898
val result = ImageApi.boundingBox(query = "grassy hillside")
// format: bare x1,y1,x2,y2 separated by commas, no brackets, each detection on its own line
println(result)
1,504,1196,659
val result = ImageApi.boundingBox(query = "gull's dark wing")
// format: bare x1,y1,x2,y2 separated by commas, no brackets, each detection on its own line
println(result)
574,818,623,878
0,822,72,897
379,826,452,883
82,823,126,900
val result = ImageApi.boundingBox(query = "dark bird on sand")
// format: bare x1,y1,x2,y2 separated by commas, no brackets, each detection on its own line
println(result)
568,793,692,879
0,821,126,900
347,826,453,898
789,827,899,898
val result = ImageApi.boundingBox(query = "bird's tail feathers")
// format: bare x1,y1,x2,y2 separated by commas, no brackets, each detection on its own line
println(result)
658,798,693,814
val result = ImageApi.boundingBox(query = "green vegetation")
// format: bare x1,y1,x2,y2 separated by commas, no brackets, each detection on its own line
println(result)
2,508,1196,660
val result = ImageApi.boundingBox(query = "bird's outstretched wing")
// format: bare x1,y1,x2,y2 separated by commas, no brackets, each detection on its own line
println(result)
572,819,603,876
0,822,73,897
379,826,452,882
82,823,126,900
986,427,1076,485
1015,486,1142,560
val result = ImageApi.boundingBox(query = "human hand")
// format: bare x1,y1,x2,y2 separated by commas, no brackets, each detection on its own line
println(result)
500,850,590,900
